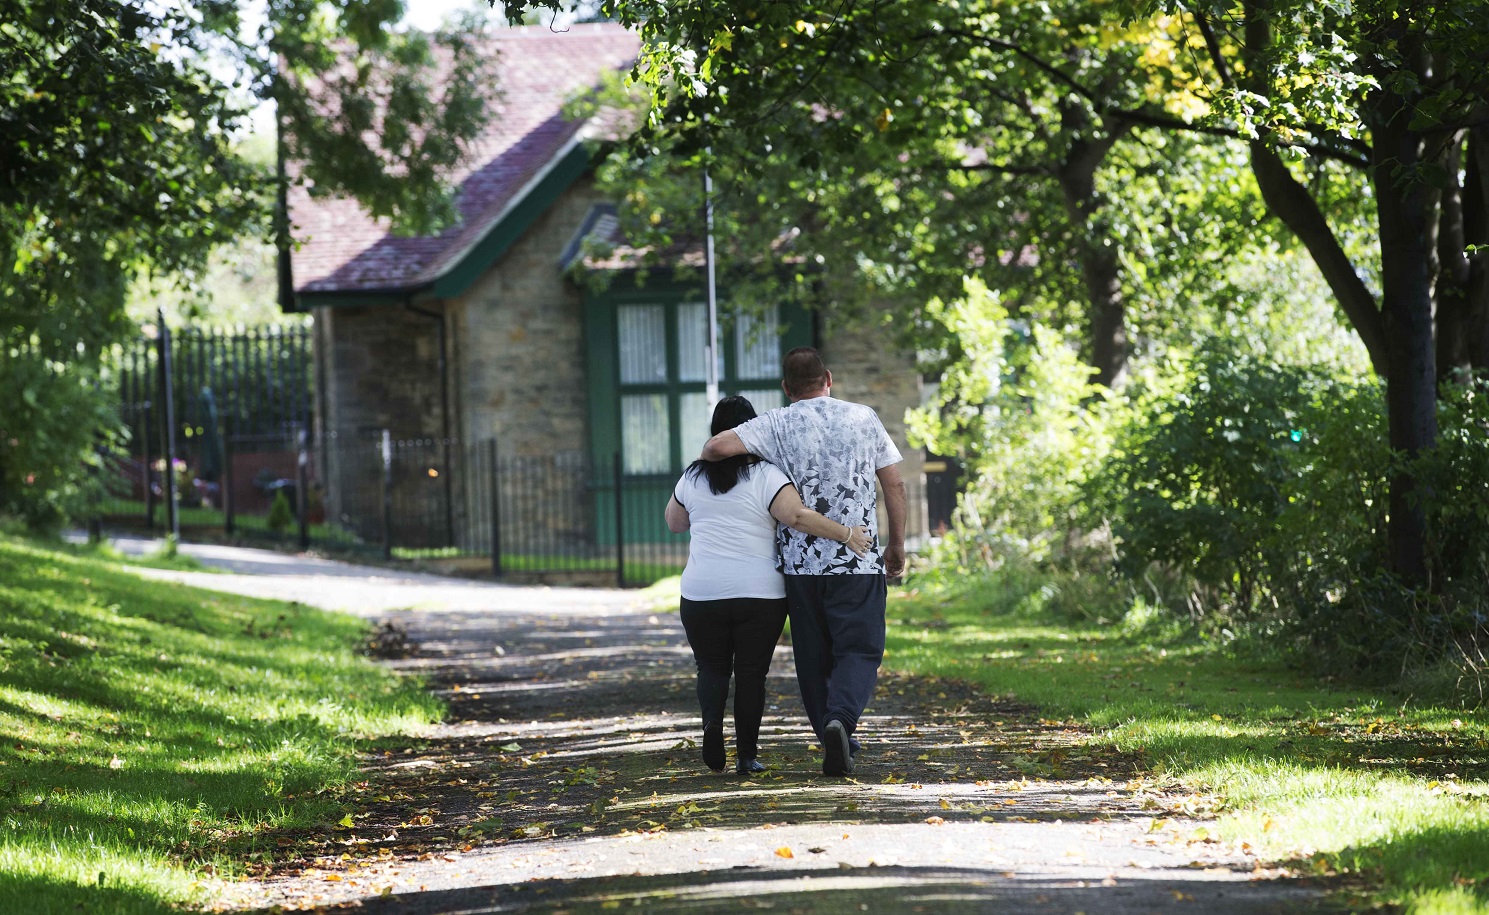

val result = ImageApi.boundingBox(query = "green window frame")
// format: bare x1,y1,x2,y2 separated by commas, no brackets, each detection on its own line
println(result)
585,289,813,478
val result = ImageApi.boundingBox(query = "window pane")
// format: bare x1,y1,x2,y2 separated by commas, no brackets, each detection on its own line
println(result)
676,303,721,383
678,392,713,464
735,306,781,381
618,305,668,384
621,394,670,474
736,387,785,414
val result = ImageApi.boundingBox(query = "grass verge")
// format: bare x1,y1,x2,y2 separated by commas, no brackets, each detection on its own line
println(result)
886,569,1489,914
0,533,442,914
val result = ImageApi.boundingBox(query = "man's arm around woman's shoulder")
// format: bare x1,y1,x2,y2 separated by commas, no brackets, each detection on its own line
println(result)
701,430,747,461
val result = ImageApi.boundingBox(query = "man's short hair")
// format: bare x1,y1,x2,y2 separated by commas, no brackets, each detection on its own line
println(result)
783,346,829,398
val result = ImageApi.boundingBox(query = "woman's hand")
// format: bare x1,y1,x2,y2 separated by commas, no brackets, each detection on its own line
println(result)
843,525,872,556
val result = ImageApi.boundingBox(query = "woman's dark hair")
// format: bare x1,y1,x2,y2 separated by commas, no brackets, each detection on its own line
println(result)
687,395,762,494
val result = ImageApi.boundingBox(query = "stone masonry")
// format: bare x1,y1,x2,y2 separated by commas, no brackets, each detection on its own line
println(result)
451,176,605,459
821,306,928,540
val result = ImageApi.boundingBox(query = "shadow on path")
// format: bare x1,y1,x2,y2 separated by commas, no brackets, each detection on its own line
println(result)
218,596,1337,913
310,864,1325,915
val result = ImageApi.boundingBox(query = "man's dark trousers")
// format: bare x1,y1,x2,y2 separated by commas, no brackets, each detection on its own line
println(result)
784,574,887,741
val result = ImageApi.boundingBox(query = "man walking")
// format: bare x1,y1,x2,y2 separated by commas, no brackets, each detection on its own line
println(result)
701,346,906,776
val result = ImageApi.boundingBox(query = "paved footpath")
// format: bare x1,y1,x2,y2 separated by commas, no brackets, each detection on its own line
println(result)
112,539,1334,914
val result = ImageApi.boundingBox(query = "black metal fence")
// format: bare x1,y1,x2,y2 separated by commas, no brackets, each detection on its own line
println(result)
92,319,935,585
343,440,931,586
98,427,930,587
98,322,314,532
319,438,690,586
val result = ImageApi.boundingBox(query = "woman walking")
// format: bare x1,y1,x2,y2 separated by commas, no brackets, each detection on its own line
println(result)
665,395,870,774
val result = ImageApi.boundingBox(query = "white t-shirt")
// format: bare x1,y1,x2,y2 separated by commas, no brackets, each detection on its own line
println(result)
673,460,795,601
733,396,902,575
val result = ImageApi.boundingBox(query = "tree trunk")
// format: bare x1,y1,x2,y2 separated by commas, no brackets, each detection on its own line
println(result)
1084,245,1128,389
1371,88,1441,586
1056,108,1131,388
1249,142,1389,377
275,101,296,313
1241,0,1389,378
1429,129,1477,383
1462,125,1489,371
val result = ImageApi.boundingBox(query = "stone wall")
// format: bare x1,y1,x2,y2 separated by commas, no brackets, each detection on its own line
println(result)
452,176,604,459
313,305,446,543
317,305,445,440
445,177,609,553
820,305,928,539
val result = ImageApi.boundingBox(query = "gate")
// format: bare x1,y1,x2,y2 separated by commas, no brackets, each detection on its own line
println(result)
98,321,316,537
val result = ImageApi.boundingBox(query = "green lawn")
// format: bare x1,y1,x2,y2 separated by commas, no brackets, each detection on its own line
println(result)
0,534,442,914
99,498,362,547
886,571,1489,913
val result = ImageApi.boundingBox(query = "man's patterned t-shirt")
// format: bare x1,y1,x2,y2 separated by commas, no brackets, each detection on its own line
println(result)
733,396,902,575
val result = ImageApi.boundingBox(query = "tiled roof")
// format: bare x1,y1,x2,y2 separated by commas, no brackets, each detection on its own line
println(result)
290,23,640,296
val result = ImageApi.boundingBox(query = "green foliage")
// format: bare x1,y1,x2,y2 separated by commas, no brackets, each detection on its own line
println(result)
886,576,1489,911
0,355,119,532
1093,346,1346,615
907,290,1485,681
0,534,440,913
265,490,295,534
563,0,1310,392
1421,379,1489,591
2,0,496,529
908,279,1115,564
1090,351,1489,680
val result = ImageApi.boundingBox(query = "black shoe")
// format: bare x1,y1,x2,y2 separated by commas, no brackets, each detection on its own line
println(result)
736,757,767,775
702,722,725,772
823,720,853,776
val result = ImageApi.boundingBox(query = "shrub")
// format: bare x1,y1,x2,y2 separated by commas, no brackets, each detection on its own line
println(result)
1088,348,1489,682
266,489,294,534
0,352,120,531
908,278,1116,569
1086,345,1393,645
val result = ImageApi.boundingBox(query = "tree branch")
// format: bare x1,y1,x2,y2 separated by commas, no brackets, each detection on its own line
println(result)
1251,143,1387,374
925,25,1371,168
953,161,1053,176
1240,0,1387,376
931,27,1099,105
1191,7,1234,87
1112,106,1370,168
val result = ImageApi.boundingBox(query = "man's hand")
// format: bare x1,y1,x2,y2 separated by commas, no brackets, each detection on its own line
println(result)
883,543,906,582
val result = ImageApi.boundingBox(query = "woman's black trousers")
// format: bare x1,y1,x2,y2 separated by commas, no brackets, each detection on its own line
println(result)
678,596,788,760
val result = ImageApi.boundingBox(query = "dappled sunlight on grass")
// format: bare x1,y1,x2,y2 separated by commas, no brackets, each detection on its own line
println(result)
0,534,442,914
885,572,1489,912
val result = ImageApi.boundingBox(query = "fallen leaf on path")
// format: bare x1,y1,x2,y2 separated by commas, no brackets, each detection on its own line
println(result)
775,847,793,858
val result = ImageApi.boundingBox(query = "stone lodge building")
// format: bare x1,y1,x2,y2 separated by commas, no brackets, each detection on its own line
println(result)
288,23,929,557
